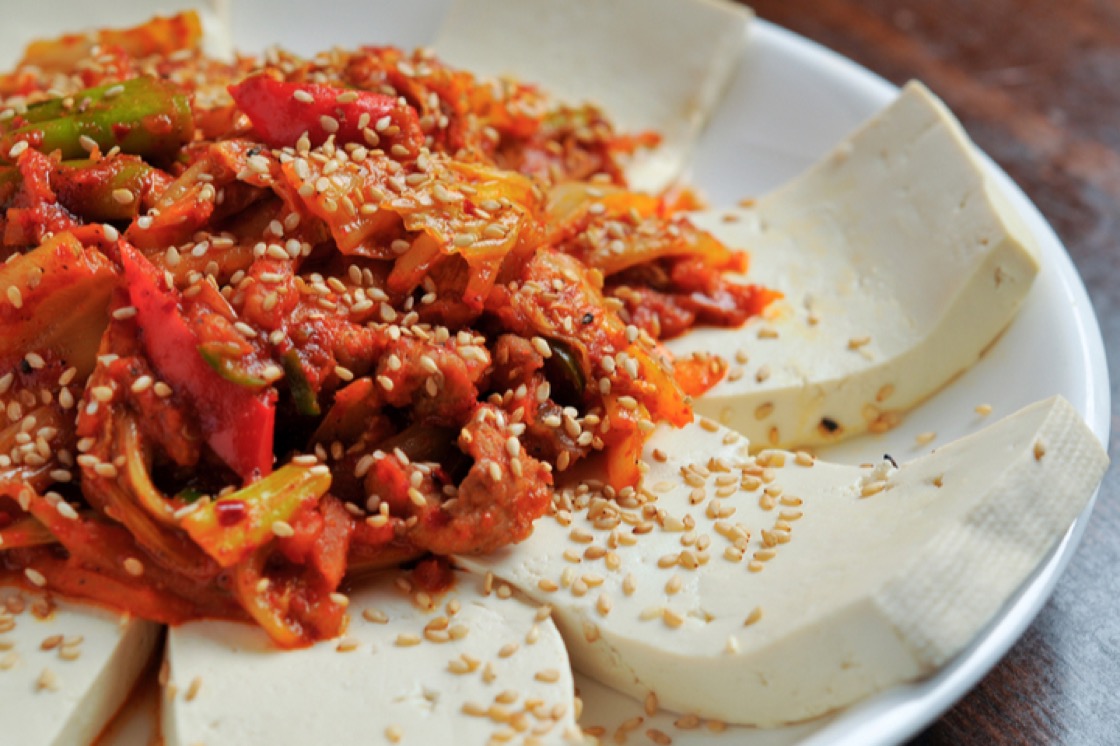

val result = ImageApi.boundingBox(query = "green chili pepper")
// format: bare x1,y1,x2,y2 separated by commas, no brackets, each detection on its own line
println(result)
282,350,321,416
198,342,270,390
544,338,586,407
53,156,162,221
1,77,194,161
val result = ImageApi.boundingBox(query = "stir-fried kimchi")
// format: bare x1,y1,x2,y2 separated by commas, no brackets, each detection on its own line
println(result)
0,12,776,646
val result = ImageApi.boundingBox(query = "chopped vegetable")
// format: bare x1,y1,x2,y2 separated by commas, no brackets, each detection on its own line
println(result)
0,231,116,377
0,77,194,161
18,12,202,74
53,155,170,222
181,463,332,568
120,241,276,482
228,74,424,153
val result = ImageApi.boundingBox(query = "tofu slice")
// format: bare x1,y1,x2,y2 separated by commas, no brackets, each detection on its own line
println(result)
668,82,1040,449
456,396,1107,726
163,569,581,745
432,0,749,193
0,590,160,745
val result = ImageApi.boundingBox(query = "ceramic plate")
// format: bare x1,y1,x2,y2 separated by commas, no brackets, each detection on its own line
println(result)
3,3,1110,744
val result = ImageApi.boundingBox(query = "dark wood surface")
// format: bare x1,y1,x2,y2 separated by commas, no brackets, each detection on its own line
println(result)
743,2,1119,744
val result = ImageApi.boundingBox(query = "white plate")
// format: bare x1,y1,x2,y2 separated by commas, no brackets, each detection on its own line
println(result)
6,3,1109,745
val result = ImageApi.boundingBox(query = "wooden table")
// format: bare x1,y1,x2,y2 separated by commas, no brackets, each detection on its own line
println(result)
743,2,1120,743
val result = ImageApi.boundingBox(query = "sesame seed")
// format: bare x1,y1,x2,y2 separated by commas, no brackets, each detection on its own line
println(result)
7,286,24,308
860,480,887,498
271,520,295,537
8,141,29,158
36,667,59,692
185,676,202,701
976,403,993,417
336,637,361,652
93,462,118,478
535,668,560,683
24,568,47,587
530,337,552,358
123,558,145,577
644,691,660,717
111,188,134,205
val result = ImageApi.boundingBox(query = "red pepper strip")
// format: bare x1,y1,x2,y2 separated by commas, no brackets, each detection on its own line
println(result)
119,241,275,482
227,74,424,154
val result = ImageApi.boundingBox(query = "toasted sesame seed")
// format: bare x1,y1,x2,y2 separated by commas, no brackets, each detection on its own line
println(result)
93,462,118,478
531,337,552,358
271,520,295,538
976,403,993,417
860,480,887,498
36,667,59,692
24,568,47,587
645,691,660,716
385,725,403,743
535,668,561,683
336,637,361,652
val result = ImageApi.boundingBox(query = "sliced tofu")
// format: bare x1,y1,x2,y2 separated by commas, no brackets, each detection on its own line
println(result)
456,396,1107,726
668,82,1040,449
0,589,160,745
432,0,749,193
163,569,581,745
